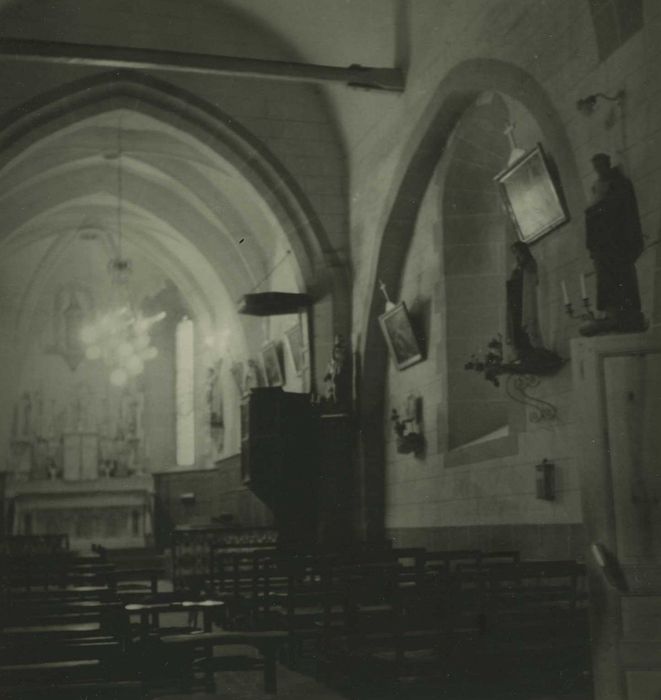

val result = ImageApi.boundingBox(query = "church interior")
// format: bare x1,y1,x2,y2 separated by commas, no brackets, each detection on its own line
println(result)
1,1,660,698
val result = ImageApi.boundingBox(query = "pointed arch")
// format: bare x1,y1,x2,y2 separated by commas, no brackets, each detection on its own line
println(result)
359,59,584,540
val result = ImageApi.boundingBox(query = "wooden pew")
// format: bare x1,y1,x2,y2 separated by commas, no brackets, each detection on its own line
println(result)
316,551,530,689
0,588,139,699
446,559,590,688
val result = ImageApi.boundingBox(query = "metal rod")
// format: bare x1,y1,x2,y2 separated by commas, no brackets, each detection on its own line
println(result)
0,38,405,92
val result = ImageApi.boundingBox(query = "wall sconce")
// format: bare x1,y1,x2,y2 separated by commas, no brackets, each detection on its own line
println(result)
576,90,625,116
391,393,424,456
535,459,556,501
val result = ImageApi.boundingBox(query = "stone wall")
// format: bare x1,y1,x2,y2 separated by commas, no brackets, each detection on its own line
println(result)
352,0,661,551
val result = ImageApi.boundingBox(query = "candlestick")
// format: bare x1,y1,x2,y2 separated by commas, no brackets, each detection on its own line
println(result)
561,280,569,305
579,273,587,300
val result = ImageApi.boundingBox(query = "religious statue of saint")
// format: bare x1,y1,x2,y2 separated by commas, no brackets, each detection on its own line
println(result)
505,242,563,373
581,153,646,336
322,334,351,409
506,241,543,359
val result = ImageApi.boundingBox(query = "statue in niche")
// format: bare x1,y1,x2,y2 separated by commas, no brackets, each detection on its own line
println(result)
50,287,93,371
123,392,144,442
207,361,224,428
506,242,543,357
99,436,116,477
207,361,225,461
321,334,351,410
581,153,647,336
113,429,129,477
506,242,563,373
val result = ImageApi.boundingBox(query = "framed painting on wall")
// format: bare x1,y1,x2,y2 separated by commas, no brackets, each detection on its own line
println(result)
494,143,569,244
262,341,284,386
230,361,244,394
285,323,304,375
378,302,423,370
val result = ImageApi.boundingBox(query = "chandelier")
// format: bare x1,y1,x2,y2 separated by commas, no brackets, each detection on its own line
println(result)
80,118,165,387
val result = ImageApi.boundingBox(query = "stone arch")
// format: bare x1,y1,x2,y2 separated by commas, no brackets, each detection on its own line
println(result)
359,59,584,540
0,70,351,387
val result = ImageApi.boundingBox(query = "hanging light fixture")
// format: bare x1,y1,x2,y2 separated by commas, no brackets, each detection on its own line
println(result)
80,116,165,387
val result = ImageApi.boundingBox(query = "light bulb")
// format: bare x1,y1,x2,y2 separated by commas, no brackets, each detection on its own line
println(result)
126,355,144,375
110,368,128,387
99,315,113,331
117,342,133,358
134,334,150,350
80,326,97,344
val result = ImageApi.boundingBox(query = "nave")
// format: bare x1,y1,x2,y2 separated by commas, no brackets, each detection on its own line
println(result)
1,1,661,698
1,533,591,699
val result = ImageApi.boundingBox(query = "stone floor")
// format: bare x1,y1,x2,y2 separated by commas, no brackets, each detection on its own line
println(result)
151,582,592,700
151,647,592,700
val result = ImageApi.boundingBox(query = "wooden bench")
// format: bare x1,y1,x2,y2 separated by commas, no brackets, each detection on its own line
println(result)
0,679,144,699
0,605,137,699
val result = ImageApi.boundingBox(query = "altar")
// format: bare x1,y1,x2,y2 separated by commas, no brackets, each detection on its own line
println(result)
7,475,154,550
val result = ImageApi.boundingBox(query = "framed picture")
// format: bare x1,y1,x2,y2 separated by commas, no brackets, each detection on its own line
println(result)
378,302,423,370
230,361,244,393
245,359,264,390
285,323,304,375
495,144,568,244
261,341,284,386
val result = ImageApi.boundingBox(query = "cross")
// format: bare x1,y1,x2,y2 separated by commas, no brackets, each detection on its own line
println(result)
503,122,517,150
378,280,391,305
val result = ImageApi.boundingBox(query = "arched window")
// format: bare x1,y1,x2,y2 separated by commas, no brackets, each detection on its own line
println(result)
176,316,195,466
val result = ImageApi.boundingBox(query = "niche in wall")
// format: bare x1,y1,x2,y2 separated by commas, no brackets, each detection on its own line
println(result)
441,92,548,449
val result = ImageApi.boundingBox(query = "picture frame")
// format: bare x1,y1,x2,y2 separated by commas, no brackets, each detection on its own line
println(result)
261,341,284,386
378,302,423,370
285,323,304,375
494,143,569,244
230,361,244,394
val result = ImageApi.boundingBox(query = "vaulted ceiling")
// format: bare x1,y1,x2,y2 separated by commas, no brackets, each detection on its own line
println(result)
0,106,302,354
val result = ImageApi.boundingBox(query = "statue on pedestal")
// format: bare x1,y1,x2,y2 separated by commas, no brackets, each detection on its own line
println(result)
505,242,563,374
581,153,647,336
321,334,351,411
507,242,543,358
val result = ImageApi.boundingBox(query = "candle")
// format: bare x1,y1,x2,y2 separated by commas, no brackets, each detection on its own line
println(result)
561,280,570,305
579,273,587,300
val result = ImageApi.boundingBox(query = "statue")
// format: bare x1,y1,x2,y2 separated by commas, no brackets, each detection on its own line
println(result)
506,241,543,358
322,334,351,409
207,362,224,428
581,153,646,336
505,242,563,374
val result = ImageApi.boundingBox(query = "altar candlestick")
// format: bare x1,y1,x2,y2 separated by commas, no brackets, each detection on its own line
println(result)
580,273,587,300
561,280,570,305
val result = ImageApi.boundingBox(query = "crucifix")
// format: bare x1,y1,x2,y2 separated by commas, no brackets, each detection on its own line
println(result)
378,280,396,312
504,122,526,165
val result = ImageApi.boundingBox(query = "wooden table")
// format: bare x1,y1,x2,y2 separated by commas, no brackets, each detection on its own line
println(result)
125,599,225,638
